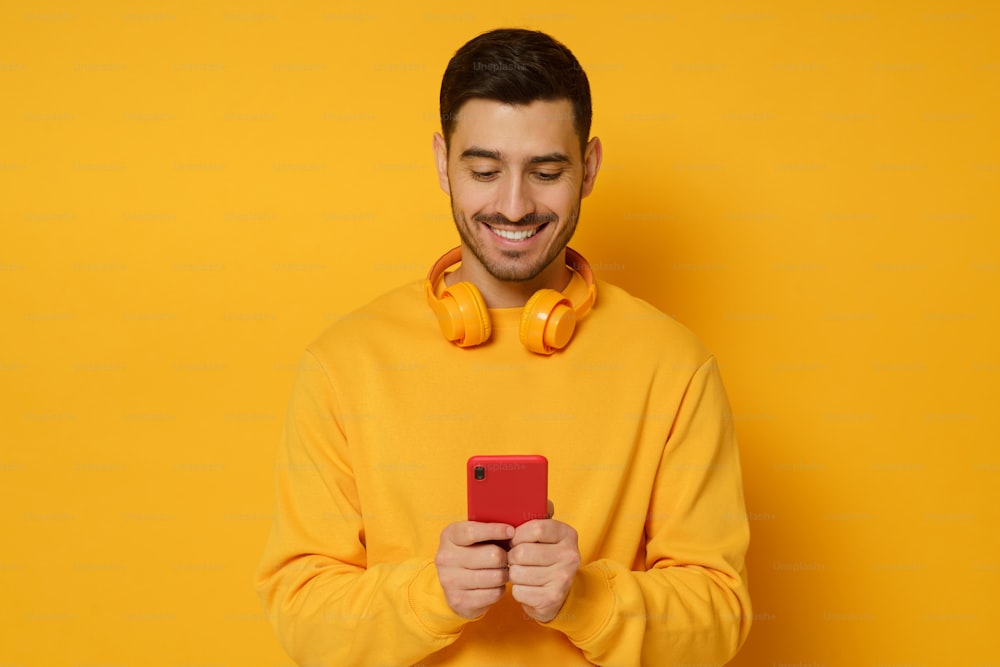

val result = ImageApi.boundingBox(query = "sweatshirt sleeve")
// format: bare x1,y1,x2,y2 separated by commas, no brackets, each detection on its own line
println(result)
254,350,472,666
544,355,753,666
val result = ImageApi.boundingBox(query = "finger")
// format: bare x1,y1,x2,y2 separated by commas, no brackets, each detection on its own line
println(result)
438,558,509,589
510,519,564,546
547,499,554,519
507,542,553,567
447,521,515,547
460,565,511,589
459,543,510,570
469,543,509,570
508,563,554,586
436,540,509,573
510,583,563,616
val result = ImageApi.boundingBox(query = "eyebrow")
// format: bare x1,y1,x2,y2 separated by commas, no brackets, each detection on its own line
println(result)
459,147,572,165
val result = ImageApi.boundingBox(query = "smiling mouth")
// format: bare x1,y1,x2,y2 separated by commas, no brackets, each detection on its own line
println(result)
486,223,546,241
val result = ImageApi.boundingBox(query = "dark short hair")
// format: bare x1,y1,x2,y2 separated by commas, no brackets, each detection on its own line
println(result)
439,28,592,153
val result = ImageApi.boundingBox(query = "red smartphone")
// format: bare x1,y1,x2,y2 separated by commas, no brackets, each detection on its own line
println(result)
467,454,548,527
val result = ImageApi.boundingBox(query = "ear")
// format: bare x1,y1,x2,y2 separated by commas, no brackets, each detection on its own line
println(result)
432,132,451,196
580,136,603,199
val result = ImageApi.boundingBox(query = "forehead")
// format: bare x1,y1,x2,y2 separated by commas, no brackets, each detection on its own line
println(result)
449,98,579,160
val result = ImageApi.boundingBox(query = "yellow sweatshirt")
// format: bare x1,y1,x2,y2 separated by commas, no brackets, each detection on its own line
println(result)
255,269,752,666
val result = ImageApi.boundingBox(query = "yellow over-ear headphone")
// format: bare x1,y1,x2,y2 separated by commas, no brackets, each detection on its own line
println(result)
423,247,597,355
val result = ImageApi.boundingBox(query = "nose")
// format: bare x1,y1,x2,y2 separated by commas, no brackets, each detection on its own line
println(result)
494,173,533,223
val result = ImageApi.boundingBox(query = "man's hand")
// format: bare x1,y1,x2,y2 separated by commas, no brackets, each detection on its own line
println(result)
436,522,514,619
507,504,580,623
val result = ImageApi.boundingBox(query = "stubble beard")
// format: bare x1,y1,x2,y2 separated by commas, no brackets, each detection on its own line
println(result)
450,197,582,283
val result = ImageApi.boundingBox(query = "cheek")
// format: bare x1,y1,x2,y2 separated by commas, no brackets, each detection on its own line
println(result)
450,185,494,217
535,185,578,216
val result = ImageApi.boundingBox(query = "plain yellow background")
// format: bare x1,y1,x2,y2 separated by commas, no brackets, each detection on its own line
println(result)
2,1,997,665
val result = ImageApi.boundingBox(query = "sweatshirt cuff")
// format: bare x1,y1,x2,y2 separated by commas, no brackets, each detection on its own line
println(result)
540,562,614,641
408,559,473,637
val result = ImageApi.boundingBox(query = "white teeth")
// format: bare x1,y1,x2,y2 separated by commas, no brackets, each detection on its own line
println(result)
489,225,540,241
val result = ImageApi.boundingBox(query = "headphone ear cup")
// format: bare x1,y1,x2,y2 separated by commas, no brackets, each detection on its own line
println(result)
519,289,576,355
441,281,492,347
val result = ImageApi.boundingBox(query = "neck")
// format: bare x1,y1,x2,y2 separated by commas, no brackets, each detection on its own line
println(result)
447,249,572,308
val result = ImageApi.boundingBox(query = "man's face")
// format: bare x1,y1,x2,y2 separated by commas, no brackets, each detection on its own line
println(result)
433,98,601,283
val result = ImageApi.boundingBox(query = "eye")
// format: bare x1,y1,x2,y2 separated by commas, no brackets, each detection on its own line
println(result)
534,171,563,182
472,171,499,181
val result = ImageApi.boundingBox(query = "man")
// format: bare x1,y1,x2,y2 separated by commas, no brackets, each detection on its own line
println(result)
256,28,751,666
